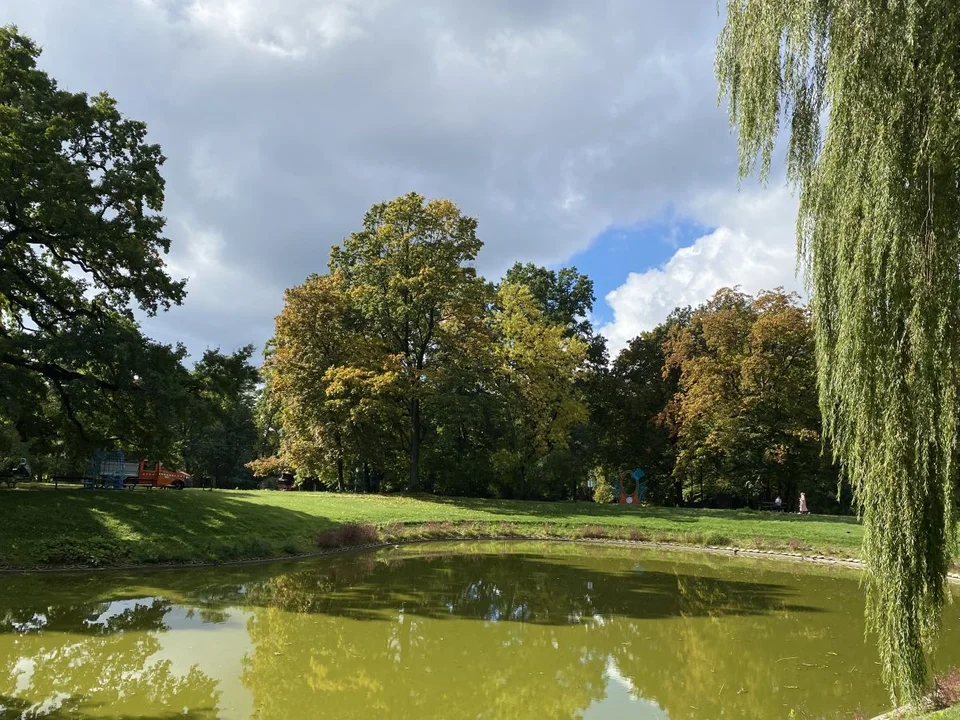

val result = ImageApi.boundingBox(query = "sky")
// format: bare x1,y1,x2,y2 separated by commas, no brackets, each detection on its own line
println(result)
2,0,803,359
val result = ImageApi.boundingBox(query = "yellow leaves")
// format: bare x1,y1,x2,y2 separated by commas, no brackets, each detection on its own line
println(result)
246,455,285,478
665,287,821,491
493,283,588,457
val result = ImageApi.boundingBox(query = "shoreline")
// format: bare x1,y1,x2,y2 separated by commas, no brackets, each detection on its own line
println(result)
3,533,960,583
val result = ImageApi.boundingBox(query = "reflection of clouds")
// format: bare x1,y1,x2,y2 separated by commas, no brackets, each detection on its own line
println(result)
0,603,222,718
604,656,638,696
6,613,48,634
587,657,670,720
84,598,154,628
4,546,960,719
13,657,34,693
150,605,254,720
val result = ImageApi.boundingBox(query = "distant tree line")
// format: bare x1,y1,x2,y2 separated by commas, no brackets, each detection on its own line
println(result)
250,192,844,511
0,24,842,508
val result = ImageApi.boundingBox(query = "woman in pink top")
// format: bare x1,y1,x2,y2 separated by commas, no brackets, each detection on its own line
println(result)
799,492,809,514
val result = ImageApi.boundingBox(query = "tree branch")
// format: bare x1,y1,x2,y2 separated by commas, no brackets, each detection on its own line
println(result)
0,352,121,391
51,378,89,441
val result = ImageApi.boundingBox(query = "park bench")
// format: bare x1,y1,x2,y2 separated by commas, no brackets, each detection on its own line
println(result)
50,475,87,488
123,476,158,489
78,475,126,490
760,501,785,512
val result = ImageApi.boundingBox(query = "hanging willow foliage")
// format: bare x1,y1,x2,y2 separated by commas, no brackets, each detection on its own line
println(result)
716,0,960,705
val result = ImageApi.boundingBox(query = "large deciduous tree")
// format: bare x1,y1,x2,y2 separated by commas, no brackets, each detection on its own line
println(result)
663,288,827,508
265,272,394,490
716,1,960,701
601,308,689,505
0,26,188,463
329,193,484,492
502,263,595,341
182,345,260,489
502,264,606,498
492,283,588,499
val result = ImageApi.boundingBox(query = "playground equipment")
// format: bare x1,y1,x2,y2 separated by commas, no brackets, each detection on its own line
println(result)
85,449,127,490
618,468,647,506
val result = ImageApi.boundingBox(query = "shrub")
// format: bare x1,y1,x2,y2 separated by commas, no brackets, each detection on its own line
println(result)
381,522,405,540
704,532,731,546
315,523,379,549
627,528,648,542
931,668,960,710
421,521,447,537
341,523,379,546
213,536,274,560
590,467,616,504
37,537,128,567
579,525,608,539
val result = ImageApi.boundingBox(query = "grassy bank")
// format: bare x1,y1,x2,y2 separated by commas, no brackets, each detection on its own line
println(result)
883,669,960,719
926,709,960,719
0,484,872,568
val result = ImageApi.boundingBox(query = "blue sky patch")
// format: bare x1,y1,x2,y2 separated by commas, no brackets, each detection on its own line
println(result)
561,211,715,326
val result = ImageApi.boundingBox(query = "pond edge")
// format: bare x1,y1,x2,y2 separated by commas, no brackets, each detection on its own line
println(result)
3,534,960,582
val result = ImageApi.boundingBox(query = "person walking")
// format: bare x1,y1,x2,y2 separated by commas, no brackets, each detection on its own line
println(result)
799,492,809,515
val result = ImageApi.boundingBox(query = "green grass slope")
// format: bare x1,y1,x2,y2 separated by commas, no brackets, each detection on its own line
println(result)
0,485,868,568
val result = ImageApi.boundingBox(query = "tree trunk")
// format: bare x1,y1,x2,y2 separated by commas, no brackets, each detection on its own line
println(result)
409,398,421,492
363,462,370,493
336,456,344,492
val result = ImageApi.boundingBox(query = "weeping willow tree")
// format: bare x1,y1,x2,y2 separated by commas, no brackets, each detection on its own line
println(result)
716,0,960,705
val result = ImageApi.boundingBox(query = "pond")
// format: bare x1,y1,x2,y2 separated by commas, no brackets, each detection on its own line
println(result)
1,542,959,720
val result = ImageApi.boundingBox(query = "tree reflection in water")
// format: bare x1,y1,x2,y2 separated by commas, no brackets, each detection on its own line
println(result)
230,545,900,720
2,543,958,720
0,596,220,719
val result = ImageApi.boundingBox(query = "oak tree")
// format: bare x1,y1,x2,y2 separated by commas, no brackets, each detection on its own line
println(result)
0,26,188,463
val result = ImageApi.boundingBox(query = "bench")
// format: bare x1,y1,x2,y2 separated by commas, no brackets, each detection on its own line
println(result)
50,475,87,488
760,501,785,512
123,477,158,489
78,475,125,490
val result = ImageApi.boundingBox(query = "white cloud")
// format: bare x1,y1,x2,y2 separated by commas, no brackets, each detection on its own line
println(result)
141,0,380,56
599,184,802,355
156,219,278,353
1,0,744,355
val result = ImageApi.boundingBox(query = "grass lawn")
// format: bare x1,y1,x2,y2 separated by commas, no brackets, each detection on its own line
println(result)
0,484,872,568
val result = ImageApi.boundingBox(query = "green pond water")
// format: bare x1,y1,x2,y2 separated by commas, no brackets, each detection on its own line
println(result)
1,542,959,720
